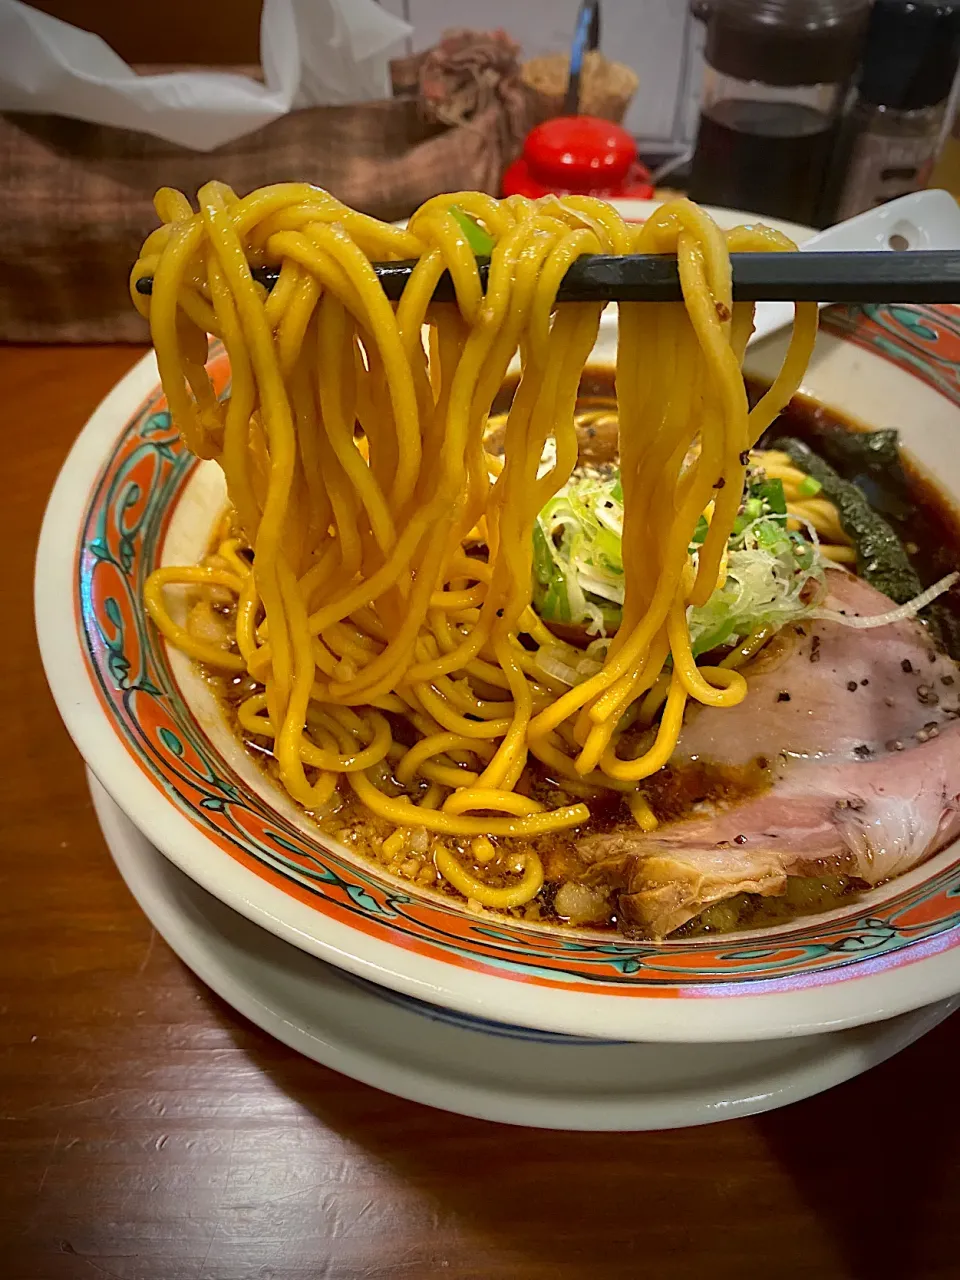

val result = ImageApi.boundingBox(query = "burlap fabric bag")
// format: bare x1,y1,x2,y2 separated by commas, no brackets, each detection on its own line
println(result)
0,34,539,342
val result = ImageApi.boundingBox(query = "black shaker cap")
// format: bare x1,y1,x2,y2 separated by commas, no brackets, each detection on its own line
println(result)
859,0,960,110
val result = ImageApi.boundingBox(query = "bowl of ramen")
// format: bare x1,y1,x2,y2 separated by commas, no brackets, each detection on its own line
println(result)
36,186,960,1042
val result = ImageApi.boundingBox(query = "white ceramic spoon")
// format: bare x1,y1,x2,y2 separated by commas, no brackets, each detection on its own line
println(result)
751,188,960,345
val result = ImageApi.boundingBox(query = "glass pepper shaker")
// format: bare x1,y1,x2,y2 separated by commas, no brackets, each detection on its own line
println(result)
690,0,871,225
831,0,960,223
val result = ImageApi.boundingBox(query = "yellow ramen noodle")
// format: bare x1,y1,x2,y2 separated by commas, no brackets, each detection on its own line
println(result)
754,448,857,564
133,182,818,909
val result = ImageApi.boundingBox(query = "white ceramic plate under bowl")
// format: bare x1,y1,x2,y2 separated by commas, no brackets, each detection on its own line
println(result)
37,198,960,1045
88,771,959,1131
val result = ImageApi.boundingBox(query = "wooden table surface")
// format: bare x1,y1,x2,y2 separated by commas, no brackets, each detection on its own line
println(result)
5,342,960,1280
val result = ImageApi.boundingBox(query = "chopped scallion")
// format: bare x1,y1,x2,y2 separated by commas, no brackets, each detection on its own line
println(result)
449,206,495,257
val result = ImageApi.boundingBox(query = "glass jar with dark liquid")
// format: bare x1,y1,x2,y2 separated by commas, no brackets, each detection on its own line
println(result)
690,0,871,225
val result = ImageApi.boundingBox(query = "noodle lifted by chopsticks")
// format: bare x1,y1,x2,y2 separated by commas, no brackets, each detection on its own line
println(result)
132,182,818,909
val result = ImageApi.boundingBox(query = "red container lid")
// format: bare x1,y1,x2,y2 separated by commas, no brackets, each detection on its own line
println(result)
526,115,637,187
502,115,653,200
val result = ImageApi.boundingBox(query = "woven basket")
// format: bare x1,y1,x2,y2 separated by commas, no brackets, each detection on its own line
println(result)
521,51,638,124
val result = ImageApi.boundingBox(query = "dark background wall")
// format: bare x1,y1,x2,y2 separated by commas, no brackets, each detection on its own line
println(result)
29,1,264,65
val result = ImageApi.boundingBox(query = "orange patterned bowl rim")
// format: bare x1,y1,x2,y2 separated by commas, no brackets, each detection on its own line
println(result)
35,301,960,1043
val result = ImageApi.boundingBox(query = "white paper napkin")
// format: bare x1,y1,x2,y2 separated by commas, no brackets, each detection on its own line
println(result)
0,0,412,151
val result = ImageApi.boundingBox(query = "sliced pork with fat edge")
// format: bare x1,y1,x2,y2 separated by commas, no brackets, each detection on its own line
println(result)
577,572,960,938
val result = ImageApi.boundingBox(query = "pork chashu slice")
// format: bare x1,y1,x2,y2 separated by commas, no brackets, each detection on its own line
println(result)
578,571,960,938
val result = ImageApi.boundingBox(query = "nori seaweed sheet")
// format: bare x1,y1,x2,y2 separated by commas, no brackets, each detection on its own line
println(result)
777,434,960,654
777,436,922,604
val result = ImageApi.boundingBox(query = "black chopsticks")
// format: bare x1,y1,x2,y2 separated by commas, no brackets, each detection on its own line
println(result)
134,249,960,305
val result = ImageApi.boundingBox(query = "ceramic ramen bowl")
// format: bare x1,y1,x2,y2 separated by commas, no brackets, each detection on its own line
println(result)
35,203,960,1043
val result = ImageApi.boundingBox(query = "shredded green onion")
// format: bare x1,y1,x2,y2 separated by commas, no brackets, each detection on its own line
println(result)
532,466,825,656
